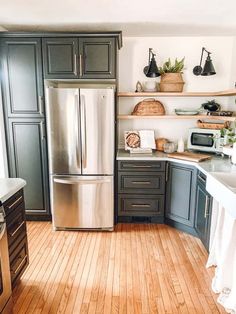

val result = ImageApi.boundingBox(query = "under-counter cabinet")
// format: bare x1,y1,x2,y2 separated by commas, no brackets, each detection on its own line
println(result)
195,171,212,251
3,189,29,288
43,37,116,79
0,37,50,219
165,162,197,235
117,161,166,222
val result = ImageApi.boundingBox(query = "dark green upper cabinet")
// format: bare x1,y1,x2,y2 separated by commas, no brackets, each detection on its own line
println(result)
6,118,50,217
42,38,78,79
0,38,44,117
79,37,116,79
42,37,116,79
165,162,197,233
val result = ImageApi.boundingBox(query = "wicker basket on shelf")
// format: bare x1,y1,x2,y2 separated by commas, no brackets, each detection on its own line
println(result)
131,98,165,116
197,120,230,129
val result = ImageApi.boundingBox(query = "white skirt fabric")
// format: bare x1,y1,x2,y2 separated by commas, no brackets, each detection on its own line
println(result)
207,200,236,313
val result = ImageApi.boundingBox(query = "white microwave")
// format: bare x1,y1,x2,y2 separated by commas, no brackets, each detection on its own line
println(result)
187,128,224,153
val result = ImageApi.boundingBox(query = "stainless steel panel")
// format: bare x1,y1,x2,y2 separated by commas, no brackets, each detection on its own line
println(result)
51,175,114,230
0,209,12,313
80,88,114,175
45,88,81,174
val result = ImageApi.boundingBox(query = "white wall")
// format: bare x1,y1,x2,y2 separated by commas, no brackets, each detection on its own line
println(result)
118,36,236,147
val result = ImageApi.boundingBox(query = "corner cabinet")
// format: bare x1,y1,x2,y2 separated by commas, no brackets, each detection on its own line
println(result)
0,37,50,219
195,171,212,251
43,37,116,79
165,162,197,235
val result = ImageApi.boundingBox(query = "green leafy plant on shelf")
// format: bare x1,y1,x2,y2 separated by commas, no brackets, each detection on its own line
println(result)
220,125,236,145
159,58,185,74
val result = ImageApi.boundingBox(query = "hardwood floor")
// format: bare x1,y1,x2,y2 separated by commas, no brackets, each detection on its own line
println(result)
12,222,226,313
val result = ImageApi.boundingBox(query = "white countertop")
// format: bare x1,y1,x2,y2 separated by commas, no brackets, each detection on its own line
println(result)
0,178,26,204
117,149,236,176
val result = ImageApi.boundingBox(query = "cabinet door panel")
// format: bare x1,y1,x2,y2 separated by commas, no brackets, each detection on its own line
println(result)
80,37,115,78
43,38,78,78
1,38,44,117
7,119,50,216
195,175,212,251
165,162,196,227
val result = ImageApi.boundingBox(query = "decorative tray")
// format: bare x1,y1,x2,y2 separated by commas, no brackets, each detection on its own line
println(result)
175,109,199,115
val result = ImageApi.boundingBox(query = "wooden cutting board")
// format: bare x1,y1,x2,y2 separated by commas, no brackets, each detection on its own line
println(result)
167,151,212,162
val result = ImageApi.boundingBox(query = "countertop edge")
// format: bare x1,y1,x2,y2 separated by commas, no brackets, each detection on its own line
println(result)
0,178,26,204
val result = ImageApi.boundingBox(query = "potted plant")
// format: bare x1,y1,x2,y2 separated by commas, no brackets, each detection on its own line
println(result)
159,58,185,92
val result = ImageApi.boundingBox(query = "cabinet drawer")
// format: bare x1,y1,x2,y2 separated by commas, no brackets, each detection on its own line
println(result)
118,161,165,172
3,189,24,216
7,211,26,249
118,172,165,194
9,238,28,287
118,194,164,217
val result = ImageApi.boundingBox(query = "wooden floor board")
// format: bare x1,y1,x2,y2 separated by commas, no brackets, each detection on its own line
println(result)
12,222,226,314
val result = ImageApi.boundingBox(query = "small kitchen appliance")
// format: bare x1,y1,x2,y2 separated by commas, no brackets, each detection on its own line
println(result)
187,128,223,153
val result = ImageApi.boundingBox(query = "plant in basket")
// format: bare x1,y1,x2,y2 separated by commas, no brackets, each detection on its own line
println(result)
159,58,185,92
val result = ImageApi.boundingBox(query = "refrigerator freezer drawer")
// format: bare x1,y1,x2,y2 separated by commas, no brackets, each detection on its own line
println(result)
51,175,114,230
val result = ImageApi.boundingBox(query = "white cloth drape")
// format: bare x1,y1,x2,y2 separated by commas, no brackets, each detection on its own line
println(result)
207,199,236,313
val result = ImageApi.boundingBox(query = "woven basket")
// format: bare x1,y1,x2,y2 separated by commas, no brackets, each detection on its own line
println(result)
197,120,230,129
132,98,165,116
159,73,185,92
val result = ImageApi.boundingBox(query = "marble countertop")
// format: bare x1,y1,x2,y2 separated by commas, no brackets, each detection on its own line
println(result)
0,178,26,204
117,149,236,176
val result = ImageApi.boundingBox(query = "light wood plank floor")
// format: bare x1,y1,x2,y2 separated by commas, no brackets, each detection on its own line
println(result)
12,222,226,313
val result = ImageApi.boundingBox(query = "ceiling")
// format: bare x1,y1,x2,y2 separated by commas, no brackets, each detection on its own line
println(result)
1,0,236,36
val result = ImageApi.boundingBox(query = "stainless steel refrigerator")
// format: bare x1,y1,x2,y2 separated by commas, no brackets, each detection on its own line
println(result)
45,85,115,230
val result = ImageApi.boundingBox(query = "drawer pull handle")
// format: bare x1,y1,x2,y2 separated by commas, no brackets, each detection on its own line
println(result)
132,181,151,185
204,196,209,218
198,174,206,184
131,204,151,208
12,255,28,275
7,196,23,210
9,222,25,237
131,165,152,168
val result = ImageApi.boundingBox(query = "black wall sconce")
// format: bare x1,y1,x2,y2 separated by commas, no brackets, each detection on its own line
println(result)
193,47,216,76
143,48,160,77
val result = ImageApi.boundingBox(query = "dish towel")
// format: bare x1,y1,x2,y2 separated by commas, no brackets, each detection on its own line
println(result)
207,199,236,313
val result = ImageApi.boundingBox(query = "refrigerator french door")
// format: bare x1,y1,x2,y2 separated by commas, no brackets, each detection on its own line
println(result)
46,86,115,230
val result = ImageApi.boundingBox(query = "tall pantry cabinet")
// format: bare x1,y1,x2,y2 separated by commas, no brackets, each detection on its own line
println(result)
0,38,50,219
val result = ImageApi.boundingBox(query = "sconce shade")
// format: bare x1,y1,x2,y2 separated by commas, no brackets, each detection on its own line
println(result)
201,54,216,76
143,48,160,77
193,47,216,76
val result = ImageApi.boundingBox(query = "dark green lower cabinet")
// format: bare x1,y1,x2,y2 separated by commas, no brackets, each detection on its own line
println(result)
165,162,197,236
6,118,50,219
117,161,165,223
195,171,212,251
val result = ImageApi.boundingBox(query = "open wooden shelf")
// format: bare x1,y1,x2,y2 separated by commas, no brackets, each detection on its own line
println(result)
118,114,236,121
118,89,236,97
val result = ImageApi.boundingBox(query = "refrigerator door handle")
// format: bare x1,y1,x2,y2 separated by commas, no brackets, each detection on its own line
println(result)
80,95,87,169
75,93,81,169
53,177,111,185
